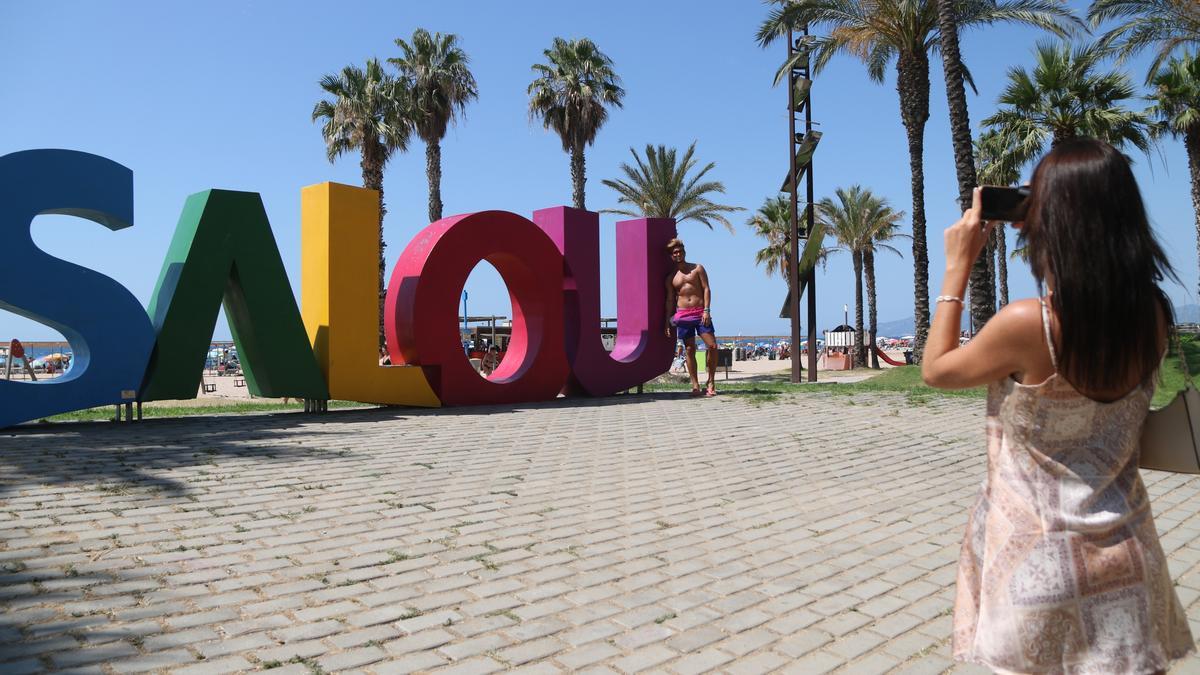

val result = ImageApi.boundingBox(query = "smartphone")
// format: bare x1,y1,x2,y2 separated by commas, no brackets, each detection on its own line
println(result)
980,186,1031,222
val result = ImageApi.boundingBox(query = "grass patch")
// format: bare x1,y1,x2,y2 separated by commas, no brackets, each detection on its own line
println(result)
1153,333,1200,409
649,335,1200,409
645,366,985,401
41,400,373,423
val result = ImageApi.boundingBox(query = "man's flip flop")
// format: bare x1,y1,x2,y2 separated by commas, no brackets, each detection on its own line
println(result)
689,389,703,397
705,387,717,397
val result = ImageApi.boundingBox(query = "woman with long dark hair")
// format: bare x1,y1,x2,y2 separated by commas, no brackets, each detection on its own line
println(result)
923,138,1194,673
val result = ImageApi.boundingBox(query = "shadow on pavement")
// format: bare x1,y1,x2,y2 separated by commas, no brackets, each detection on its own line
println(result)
0,390,711,499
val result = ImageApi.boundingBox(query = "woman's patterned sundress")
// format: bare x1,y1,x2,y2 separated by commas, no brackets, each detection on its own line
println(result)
953,299,1194,674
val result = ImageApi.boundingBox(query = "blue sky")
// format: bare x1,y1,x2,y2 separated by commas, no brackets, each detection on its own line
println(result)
1,0,1194,341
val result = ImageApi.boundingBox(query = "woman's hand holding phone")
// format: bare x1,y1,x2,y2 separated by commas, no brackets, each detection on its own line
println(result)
944,187,996,284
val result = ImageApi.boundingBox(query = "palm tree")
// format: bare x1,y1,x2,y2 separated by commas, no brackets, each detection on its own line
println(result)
1147,52,1200,297
862,217,907,369
975,130,1020,307
757,0,1076,362
817,186,906,368
748,196,796,282
1089,0,1200,80
600,143,743,230
528,38,625,210
312,59,411,345
934,0,1051,331
982,41,1155,170
389,29,478,223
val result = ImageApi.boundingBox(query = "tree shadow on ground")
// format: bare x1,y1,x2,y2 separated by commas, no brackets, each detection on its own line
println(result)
0,390,704,498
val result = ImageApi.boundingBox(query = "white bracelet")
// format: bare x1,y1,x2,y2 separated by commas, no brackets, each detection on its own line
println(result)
936,295,964,305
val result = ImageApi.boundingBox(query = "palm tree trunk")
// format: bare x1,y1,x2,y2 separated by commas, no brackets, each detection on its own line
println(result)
426,139,443,223
1186,126,1200,301
995,225,1009,307
853,251,865,368
865,248,879,369
935,0,994,331
361,141,387,347
897,54,930,363
986,236,996,314
570,142,586,210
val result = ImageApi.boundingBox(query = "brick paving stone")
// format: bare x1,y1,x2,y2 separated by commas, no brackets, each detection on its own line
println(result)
294,600,360,623
172,655,255,675
450,614,519,639
893,655,957,675
253,638,329,663
194,632,274,659
847,651,904,674
558,619,623,647
775,627,833,658
49,640,138,669
108,648,194,673
142,627,219,653
438,632,514,661
882,629,941,660
329,624,402,649
665,625,725,653
218,614,291,638
429,656,506,675
670,647,736,674
384,628,455,655
373,651,452,674
610,644,676,673
508,662,565,675
316,645,389,670
827,628,887,660
611,623,673,651
272,620,342,642
0,658,43,675
714,627,776,657
555,641,622,670
494,636,566,665
505,618,570,642
778,649,845,674
3,393,1200,673
723,650,790,675
874,611,925,638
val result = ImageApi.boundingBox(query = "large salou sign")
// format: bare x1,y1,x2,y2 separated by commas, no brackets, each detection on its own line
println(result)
0,150,677,428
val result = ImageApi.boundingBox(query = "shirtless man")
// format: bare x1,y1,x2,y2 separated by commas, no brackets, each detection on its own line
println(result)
664,238,717,397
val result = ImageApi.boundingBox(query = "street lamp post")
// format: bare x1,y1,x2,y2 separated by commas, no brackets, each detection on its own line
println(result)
462,291,469,355
786,26,819,383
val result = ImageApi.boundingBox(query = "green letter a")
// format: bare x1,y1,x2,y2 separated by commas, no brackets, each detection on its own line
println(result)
140,190,329,401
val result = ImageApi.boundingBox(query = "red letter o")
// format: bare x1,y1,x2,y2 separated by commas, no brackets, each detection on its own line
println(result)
386,211,568,405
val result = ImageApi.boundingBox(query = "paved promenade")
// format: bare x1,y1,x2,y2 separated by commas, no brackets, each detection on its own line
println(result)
1,391,1199,674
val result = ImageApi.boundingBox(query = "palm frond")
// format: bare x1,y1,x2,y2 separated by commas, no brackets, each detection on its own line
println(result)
1089,0,1200,80
312,59,412,170
600,142,743,232
983,40,1156,172
389,28,479,144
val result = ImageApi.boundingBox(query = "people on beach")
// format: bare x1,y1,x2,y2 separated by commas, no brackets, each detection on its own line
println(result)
480,344,501,376
922,138,1193,673
664,238,717,397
